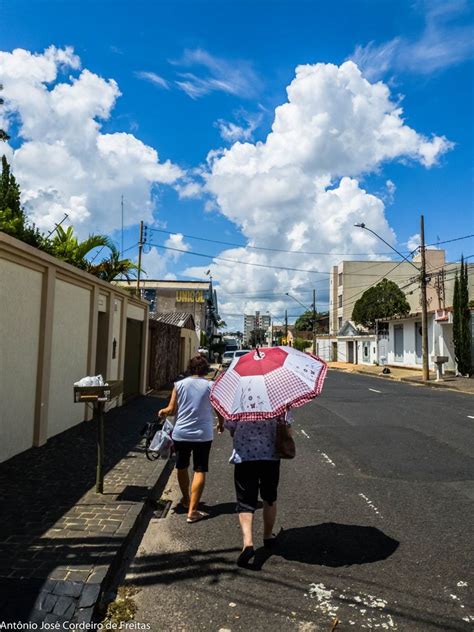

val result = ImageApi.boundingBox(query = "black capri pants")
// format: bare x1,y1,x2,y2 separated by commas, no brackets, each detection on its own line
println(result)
234,459,281,513
173,440,212,473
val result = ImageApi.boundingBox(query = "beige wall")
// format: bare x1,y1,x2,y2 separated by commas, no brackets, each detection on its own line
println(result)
0,259,42,461
0,232,149,463
47,279,91,438
179,329,199,372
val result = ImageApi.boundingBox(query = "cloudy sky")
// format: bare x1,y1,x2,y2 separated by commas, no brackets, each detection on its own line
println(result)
1,0,473,328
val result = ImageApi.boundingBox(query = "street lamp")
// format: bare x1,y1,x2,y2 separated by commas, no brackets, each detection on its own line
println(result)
354,220,429,381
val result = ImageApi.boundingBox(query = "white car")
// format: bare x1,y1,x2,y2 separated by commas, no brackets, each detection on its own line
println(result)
221,350,236,368
222,349,249,368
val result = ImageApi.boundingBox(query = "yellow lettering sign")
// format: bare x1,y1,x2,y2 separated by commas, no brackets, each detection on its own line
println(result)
176,290,205,303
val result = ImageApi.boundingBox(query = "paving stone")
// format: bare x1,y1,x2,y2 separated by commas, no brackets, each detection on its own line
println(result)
75,606,95,623
36,591,58,612
78,583,101,608
53,580,83,598
53,595,74,616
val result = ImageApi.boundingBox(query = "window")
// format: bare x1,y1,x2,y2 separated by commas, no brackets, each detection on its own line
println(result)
338,272,343,286
338,316,343,330
338,294,343,308
363,342,369,359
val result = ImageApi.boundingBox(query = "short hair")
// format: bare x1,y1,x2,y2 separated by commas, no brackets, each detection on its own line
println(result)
187,354,209,376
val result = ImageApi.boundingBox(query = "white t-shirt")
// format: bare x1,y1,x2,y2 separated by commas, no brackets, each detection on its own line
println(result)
172,377,214,442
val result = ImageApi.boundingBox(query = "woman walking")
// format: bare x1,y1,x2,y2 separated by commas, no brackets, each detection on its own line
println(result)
211,345,328,566
158,354,215,523
218,412,292,566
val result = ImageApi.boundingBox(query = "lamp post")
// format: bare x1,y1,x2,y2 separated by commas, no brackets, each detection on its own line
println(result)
354,221,429,380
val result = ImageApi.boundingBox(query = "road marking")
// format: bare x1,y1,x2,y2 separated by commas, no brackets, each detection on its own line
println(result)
369,388,382,393
301,429,310,439
467,415,474,419
358,493,383,517
318,450,336,467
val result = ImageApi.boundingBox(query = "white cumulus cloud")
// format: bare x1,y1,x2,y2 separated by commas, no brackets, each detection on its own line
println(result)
0,46,183,234
195,61,452,326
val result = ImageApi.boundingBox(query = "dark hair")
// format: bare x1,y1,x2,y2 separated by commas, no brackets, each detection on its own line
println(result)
187,354,209,376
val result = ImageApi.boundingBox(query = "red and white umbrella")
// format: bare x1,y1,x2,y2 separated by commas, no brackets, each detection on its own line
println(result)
210,346,327,421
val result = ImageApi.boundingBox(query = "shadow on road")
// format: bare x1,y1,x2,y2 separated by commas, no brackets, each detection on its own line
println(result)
276,522,399,566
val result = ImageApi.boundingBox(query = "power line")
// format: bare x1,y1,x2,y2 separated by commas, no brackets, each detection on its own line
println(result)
146,226,400,256
146,241,418,277
147,225,474,257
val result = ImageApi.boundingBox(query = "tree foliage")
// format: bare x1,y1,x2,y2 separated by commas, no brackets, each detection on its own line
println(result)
0,155,48,249
293,337,309,352
249,328,266,347
352,278,410,330
453,257,472,375
294,310,328,332
0,84,9,142
0,155,140,283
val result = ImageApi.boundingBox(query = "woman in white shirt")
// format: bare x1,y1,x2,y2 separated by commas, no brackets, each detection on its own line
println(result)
159,355,215,523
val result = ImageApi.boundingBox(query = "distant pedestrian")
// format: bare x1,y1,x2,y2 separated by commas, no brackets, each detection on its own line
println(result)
158,355,215,523
217,411,293,566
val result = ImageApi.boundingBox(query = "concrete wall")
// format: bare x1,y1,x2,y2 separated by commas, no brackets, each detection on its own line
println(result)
47,279,91,438
0,259,43,461
180,328,199,372
0,233,148,463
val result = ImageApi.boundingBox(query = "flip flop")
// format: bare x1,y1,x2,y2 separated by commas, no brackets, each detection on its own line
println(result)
186,511,208,523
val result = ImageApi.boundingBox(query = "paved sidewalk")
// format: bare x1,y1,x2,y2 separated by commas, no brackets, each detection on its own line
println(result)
328,362,474,394
0,394,172,625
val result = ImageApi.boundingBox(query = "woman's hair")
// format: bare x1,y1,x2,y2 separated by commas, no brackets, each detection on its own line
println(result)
187,354,210,376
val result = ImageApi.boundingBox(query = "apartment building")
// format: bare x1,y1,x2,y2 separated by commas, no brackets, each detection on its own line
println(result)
329,250,473,334
244,311,271,344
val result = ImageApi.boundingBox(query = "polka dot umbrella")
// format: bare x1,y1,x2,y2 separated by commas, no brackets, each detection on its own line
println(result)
210,346,328,421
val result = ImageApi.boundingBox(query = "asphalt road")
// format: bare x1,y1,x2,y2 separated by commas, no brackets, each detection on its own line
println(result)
123,371,474,632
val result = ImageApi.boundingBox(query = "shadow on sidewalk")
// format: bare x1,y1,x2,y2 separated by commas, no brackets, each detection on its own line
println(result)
0,395,166,621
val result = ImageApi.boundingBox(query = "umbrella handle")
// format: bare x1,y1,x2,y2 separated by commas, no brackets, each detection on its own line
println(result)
255,346,261,358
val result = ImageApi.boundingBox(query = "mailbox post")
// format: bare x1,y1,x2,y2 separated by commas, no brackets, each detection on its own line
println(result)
74,380,123,494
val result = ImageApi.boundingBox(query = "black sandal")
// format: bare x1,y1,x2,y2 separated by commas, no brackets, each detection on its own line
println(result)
237,546,255,567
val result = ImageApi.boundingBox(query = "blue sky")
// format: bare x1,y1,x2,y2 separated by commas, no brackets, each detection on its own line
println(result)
1,0,473,325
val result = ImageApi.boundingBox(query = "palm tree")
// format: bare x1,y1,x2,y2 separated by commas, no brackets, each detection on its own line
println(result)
90,242,139,282
51,225,112,269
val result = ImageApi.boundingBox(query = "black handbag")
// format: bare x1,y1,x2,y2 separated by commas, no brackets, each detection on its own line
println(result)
275,424,296,459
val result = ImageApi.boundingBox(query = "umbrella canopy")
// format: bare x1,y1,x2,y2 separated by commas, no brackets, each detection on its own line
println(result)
210,346,327,421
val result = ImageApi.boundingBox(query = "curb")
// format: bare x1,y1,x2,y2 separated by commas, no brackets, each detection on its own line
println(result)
329,366,474,395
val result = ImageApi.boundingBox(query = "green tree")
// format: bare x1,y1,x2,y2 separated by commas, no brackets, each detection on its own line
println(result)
0,155,47,248
352,278,410,330
249,328,266,347
50,224,111,269
0,84,9,142
293,337,309,352
90,242,139,282
295,310,328,332
453,256,472,375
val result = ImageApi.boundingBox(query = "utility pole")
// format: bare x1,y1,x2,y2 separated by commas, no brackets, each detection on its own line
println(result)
312,289,317,355
137,220,144,296
420,215,430,381
285,309,288,342
121,195,124,258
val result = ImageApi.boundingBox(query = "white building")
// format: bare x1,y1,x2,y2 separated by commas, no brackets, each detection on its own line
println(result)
380,309,456,372
329,250,473,335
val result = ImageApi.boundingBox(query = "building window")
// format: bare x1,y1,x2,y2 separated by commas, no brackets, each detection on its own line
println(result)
338,294,343,308
363,342,369,360
338,316,343,330
338,272,343,286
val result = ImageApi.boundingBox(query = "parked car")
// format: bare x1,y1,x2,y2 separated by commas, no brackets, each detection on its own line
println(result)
234,350,250,360
222,350,236,368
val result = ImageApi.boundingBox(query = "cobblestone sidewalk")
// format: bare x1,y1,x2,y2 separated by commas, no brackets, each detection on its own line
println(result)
0,394,172,625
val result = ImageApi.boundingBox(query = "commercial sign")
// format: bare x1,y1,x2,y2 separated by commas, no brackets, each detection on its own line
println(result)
176,290,205,304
